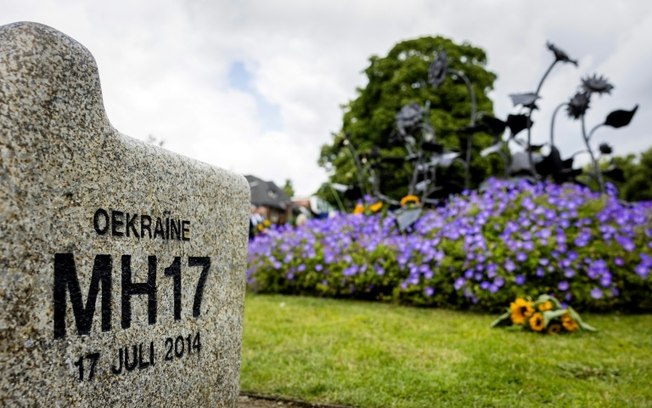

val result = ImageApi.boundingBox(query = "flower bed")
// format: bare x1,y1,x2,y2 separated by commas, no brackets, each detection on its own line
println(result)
247,179,652,311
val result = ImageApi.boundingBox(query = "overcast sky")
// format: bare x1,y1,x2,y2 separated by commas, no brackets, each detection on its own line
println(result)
3,0,652,196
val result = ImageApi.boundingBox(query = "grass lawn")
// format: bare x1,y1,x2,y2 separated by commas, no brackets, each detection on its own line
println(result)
240,294,652,408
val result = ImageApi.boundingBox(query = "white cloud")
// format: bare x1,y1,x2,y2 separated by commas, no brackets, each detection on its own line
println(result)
2,0,651,196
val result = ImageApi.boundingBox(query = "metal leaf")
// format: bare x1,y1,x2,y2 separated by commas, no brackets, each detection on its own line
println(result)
415,180,431,192
506,114,533,137
422,141,444,153
479,115,507,137
395,208,423,232
509,151,535,176
429,152,460,168
535,146,564,178
330,183,349,192
603,166,625,182
604,105,638,128
480,142,503,157
527,144,545,153
509,92,540,109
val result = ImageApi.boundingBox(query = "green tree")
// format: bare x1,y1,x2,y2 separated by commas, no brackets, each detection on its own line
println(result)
282,179,295,199
318,36,499,204
604,146,652,201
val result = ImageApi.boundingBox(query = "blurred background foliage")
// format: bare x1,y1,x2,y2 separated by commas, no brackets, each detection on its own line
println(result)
318,36,499,205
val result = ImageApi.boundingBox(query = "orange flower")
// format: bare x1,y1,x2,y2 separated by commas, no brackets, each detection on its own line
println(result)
510,298,534,325
400,195,420,207
538,301,553,312
529,312,545,332
562,313,578,332
369,202,383,213
353,203,364,214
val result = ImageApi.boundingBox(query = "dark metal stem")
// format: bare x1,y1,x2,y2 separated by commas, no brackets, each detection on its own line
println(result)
581,115,605,193
454,70,476,190
526,60,558,177
549,102,567,147
587,123,605,142
327,185,346,213
344,139,368,196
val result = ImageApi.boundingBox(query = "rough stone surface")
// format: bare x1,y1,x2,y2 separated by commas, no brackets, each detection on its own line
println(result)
0,22,249,407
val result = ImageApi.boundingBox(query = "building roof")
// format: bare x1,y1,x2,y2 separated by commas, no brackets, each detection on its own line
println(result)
245,175,291,210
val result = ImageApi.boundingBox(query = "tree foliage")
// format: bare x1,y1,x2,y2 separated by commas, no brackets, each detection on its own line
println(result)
605,146,652,202
318,36,499,203
282,179,295,199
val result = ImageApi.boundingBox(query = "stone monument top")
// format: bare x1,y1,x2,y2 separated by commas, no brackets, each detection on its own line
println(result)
1,22,249,407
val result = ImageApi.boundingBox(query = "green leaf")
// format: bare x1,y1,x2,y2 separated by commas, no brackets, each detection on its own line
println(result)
534,294,563,310
542,310,567,328
567,307,597,332
490,311,511,328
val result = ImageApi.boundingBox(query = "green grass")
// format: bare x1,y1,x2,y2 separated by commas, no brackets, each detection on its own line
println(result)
240,294,652,408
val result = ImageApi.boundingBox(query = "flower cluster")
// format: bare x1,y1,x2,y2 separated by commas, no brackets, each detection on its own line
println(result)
491,294,595,334
353,201,383,215
248,178,652,311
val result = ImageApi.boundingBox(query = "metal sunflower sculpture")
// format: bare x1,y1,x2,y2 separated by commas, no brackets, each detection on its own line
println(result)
340,40,640,220
507,41,579,176
548,72,639,193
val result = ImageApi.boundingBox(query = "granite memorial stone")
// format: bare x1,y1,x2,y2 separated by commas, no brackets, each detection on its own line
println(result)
0,22,249,407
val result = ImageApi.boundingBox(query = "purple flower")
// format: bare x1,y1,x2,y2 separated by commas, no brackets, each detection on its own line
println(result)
424,287,435,297
591,288,603,299
574,237,588,247
558,281,569,291
374,264,385,276
564,269,575,278
315,264,323,271
487,263,498,278
343,265,359,276
516,252,527,262
537,228,552,240
505,259,516,273
616,235,635,252
454,278,466,290
515,275,526,285
635,264,649,279
522,240,535,252
600,273,612,287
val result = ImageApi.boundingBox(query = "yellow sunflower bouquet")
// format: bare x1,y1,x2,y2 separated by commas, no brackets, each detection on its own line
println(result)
353,201,384,215
491,294,596,334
